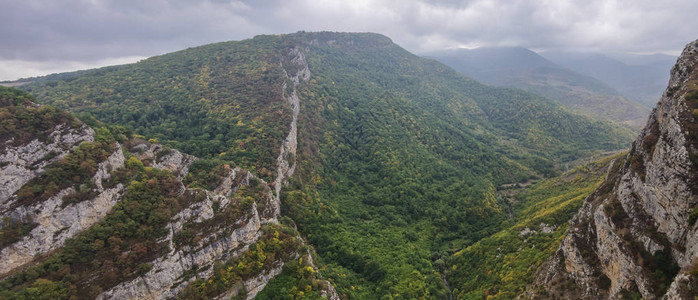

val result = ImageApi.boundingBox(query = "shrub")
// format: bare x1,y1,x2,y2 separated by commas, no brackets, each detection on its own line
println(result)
689,207,698,226
598,274,611,289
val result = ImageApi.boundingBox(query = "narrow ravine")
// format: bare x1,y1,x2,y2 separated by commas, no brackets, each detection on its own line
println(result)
442,272,454,300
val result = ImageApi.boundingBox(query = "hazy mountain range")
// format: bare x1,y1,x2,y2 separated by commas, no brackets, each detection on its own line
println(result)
425,47,674,130
541,51,676,108
0,32,695,300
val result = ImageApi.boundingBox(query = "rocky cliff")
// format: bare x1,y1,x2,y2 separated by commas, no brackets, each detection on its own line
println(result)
530,39,698,299
1,92,100,275
0,47,337,299
0,100,283,298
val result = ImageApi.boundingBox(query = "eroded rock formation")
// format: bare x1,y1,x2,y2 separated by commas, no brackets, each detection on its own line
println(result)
530,39,698,299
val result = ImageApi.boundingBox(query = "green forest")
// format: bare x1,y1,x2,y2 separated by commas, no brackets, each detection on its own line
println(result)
446,153,624,299
9,32,638,299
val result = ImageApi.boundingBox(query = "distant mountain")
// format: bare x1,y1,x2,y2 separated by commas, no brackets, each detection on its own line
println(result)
541,51,676,108
607,52,677,68
426,47,650,129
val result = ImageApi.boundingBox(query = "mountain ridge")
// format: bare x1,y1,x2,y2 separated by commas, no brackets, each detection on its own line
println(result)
1,31,639,298
542,50,675,108
426,46,650,129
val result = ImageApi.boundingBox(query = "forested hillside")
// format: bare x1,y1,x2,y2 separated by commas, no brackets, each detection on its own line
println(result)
447,153,624,299
12,32,637,298
428,47,649,129
0,86,335,299
542,51,675,108
21,36,292,183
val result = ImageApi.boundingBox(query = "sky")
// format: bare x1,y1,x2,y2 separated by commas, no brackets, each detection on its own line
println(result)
1,0,696,81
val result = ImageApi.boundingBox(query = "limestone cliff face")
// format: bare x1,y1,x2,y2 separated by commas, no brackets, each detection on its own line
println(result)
0,144,125,276
98,162,275,300
0,121,296,299
0,113,99,275
531,40,698,299
0,44,340,299
0,122,94,205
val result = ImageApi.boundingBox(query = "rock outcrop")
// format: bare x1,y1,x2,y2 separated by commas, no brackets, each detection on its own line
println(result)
0,124,294,299
0,123,94,204
0,44,338,300
274,46,311,213
0,144,125,276
530,39,698,299
98,166,274,299
89,137,298,300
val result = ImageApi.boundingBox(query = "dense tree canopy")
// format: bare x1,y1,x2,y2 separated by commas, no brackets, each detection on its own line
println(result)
14,32,636,298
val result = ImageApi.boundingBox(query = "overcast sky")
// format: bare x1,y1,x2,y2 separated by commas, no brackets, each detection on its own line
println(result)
1,0,696,81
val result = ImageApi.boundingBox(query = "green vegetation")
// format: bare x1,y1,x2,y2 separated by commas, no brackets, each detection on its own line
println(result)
255,257,326,300
256,236,337,300
689,207,698,226
177,224,309,299
12,32,637,298
184,158,235,190
0,156,182,299
0,217,37,250
13,129,115,209
445,153,623,299
0,86,82,151
21,35,293,182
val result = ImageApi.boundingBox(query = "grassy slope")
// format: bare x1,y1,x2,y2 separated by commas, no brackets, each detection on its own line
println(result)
446,152,625,299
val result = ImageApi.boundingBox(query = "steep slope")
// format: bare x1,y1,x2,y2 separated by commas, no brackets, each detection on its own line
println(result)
0,87,93,208
530,39,698,299
542,51,675,108
0,86,338,299
273,32,635,298
20,36,296,184
446,152,624,299
11,31,636,298
427,47,649,129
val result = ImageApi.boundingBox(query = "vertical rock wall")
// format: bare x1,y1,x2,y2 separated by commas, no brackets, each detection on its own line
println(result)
531,40,698,299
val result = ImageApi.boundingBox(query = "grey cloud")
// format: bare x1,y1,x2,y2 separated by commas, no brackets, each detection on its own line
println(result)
0,0,262,61
1,0,696,80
